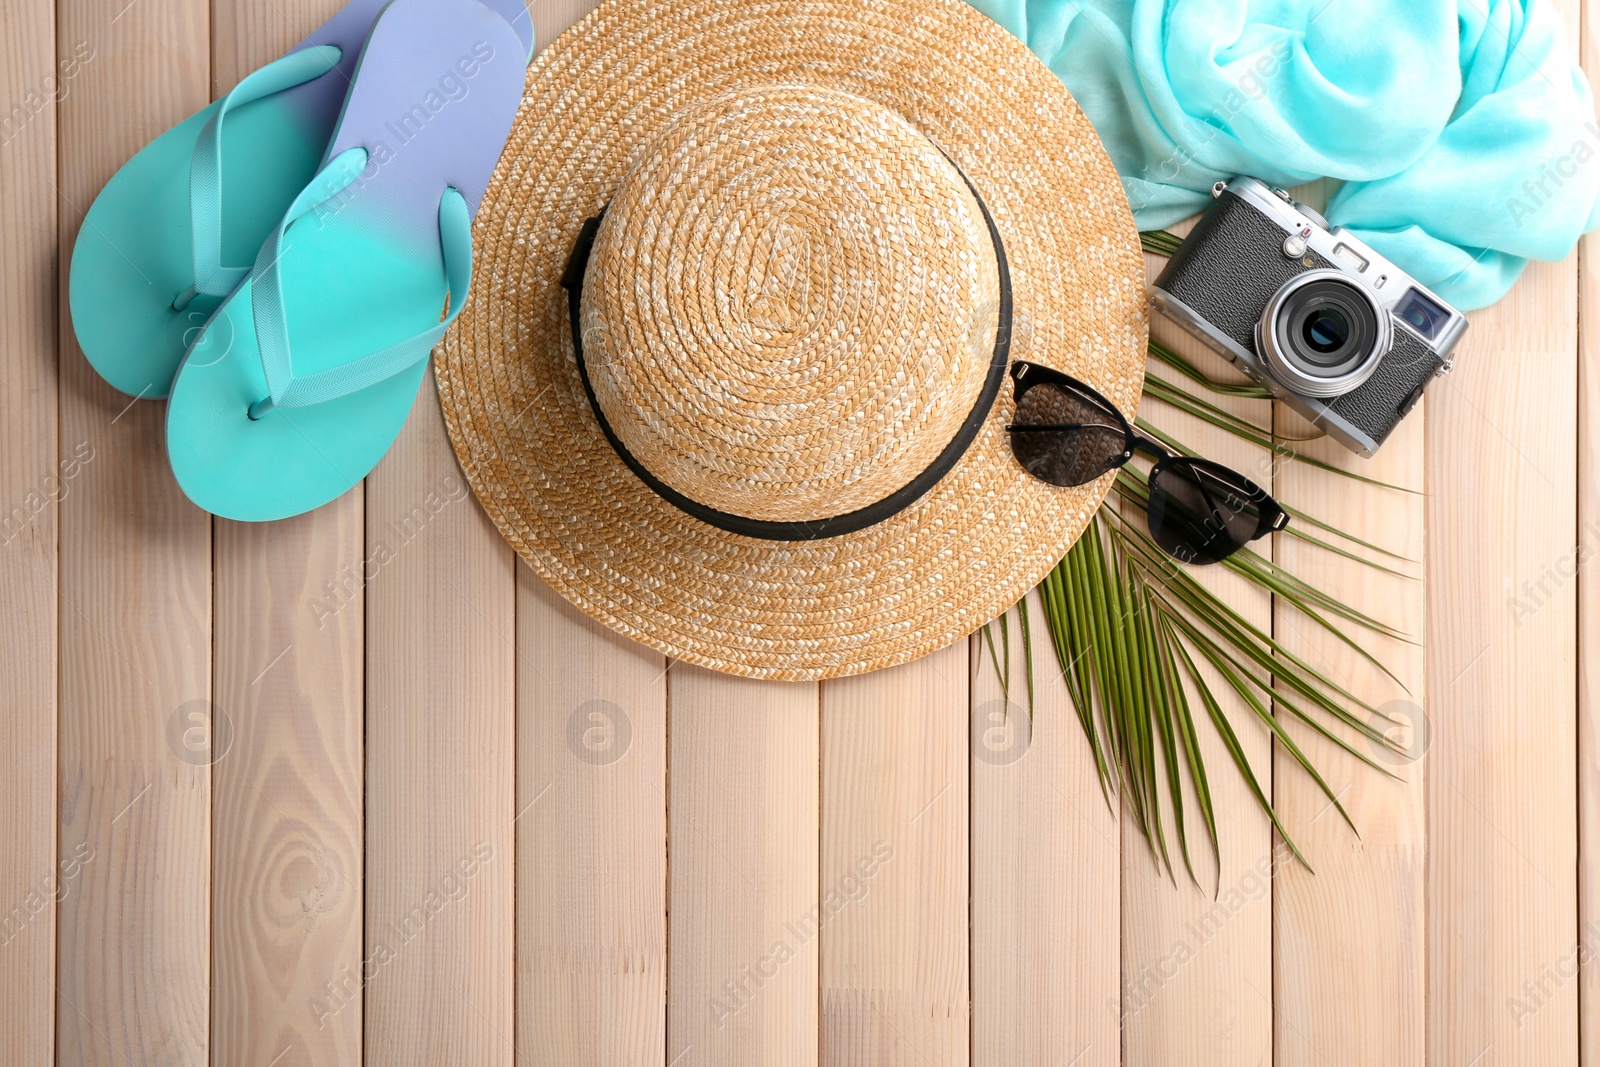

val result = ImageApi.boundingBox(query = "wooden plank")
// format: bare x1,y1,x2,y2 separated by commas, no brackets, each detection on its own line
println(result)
211,507,366,1067
1427,274,1579,1064
1119,236,1273,1065
1575,11,1600,1067
1269,361,1425,1063
488,7,670,1065
363,381,515,1064
0,0,60,1059
668,666,818,1067
517,576,666,1066
1581,6,1600,1063
970,594,1119,1067
820,643,969,1067
529,0,595,50
1426,0,1581,1055
207,4,365,1065
54,0,214,1061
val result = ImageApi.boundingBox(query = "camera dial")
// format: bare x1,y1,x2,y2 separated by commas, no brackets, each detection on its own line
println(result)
1257,270,1390,399
1296,204,1330,231
1268,187,1331,231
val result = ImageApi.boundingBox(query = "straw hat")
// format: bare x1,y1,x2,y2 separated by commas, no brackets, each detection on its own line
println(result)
435,0,1148,680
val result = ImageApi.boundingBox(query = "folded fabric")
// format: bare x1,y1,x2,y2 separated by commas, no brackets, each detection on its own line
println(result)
971,0,1600,309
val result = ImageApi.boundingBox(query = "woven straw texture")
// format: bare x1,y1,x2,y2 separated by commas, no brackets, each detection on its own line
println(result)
435,0,1148,680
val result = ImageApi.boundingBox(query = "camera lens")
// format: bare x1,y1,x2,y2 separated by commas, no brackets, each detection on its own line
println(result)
1302,308,1348,354
1257,271,1390,398
1283,283,1374,372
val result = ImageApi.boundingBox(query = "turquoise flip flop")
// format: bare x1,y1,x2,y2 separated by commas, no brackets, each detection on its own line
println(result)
68,0,532,400
164,0,528,522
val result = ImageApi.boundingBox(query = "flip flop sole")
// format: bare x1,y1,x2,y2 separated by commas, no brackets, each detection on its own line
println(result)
70,99,325,399
167,0,528,520
166,272,428,522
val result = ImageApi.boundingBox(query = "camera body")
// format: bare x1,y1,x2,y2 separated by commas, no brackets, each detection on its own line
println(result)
1151,177,1468,456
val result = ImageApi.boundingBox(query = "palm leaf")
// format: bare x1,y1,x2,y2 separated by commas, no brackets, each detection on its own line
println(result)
1147,336,1271,400
976,227,1415,882
1135,404,1416,496
1140,229,1186,258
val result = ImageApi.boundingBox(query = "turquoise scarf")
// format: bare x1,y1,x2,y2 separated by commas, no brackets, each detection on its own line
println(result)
971,0,1600,309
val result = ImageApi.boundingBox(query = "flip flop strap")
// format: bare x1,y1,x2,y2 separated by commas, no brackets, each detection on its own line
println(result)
187,45,343,301
248,149,473,415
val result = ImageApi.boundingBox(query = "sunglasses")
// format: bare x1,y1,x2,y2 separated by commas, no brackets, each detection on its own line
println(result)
1005,361,1288,564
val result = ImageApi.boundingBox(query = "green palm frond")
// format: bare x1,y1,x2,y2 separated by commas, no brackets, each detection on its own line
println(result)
1139,229,1186,258
984,229,1413,885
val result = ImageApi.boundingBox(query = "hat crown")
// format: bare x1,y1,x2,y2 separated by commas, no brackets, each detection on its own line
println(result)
582,85,1001,526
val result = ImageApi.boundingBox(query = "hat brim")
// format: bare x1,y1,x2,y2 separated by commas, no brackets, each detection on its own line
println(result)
435,0,1148,680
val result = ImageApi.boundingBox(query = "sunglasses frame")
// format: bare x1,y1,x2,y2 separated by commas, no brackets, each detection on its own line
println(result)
1005,361,1288,561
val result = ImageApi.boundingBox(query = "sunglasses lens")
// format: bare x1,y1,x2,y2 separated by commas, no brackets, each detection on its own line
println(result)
1147,461,1263,565
1010,382,1127,487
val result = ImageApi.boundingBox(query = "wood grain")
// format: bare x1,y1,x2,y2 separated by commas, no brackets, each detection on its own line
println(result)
0,0,59,1059
212,502,365,1067
54,0,214,1061
1575,5,1599,1062
668,666,819,1067
1270,358,1426,1065
1118,240,1273,1066
363,383,516,1064
1426,0,1582,1048
517,575,666,1066
1426,271,1579,1065
820,643,969,1067
208,4,366,1066
529,0,596,50
970,594,1119,1067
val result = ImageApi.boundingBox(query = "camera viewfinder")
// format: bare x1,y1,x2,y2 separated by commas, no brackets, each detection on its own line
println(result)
1394,287,1451,343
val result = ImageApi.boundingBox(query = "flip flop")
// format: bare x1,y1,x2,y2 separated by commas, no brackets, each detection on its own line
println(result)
165,0,527,522
68,0,532,400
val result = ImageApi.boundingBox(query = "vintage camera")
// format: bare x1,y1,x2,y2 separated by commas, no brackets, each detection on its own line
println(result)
1151,176,1468,456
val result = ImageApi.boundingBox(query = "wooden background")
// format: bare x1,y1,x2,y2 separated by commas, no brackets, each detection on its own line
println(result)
1,0,1594,1062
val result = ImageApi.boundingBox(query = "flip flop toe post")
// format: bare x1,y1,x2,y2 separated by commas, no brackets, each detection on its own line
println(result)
165,0,527,521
